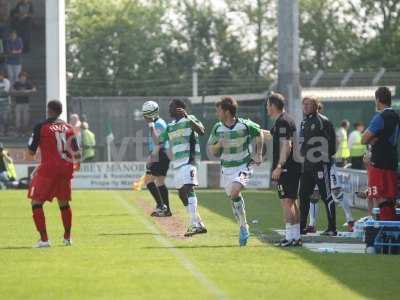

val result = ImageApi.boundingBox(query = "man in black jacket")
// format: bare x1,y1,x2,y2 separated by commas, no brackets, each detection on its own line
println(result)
299,96,338,236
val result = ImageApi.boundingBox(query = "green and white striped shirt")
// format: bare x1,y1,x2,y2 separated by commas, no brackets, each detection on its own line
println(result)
208,118,261,169
159,115,202,169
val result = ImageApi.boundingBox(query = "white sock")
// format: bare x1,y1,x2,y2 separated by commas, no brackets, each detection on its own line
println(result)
341,196,353,223
232,197,248,227
188,193,198,226
309,202,318,227
231,203,240,223
285,223,292,240
292,224,300,240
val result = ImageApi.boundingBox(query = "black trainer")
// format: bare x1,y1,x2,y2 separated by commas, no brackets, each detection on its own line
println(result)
274,239,292,247
321,229,337,236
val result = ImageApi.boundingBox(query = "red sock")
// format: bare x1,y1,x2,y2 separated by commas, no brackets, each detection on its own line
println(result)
32,205,48,241
60,205,72,240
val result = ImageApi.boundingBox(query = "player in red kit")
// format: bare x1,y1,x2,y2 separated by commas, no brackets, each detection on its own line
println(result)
27,100,80,248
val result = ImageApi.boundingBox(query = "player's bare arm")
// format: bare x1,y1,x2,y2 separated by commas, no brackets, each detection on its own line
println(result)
271,139,291,181
208,140,222,156
253,132,264,165
361,130,378,145
261,129,272,140
145,116,160,145
176,108,205,135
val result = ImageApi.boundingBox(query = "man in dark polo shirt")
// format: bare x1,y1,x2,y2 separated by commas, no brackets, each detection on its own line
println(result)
362,87,400,220
266,93,302,247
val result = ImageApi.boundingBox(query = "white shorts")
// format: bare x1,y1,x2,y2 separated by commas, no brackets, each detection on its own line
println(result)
174,164,199,189
221,165,253,196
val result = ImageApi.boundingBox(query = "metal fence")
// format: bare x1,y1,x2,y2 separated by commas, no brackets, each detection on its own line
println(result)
69,96,267,162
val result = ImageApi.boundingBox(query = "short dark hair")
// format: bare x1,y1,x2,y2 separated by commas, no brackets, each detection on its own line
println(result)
0,71,5,77
267,93,285,111
216,96,238,116
354,121,363,129
170,99,186,109
18,71,28,78
375,87,391,106
47,100,63,116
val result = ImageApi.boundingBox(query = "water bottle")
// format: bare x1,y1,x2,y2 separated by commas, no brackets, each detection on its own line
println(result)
372,208,380,220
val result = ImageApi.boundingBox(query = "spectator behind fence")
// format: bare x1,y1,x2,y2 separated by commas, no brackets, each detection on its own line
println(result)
0,4,8,75
335,119,350,167
69,114,82,146
12,71,35,134
81,122,96,162
12,0,33,53
5,30,23,84
0,36,5,74
0,143,17,189
348,122,366,170
0,71,10,136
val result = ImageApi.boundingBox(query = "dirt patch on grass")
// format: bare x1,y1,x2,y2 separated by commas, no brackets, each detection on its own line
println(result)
135,198,188,240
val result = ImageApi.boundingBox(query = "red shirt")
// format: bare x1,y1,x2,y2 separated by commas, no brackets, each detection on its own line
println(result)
28,118,79,177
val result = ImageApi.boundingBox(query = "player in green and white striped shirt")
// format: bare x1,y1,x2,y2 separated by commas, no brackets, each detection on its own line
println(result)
157,99,207,237
208,96,263,246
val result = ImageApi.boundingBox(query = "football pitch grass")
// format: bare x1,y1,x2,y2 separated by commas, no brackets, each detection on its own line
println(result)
0,189,399,300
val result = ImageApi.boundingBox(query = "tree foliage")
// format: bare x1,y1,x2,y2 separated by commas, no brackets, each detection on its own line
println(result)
66,0,400,96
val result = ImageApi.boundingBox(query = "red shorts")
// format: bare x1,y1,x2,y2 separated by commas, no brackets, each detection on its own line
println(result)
367,166,397,199
28,164,73,202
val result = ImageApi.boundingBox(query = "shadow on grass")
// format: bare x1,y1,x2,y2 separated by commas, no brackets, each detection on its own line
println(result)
142,244,265,249
80,213,130,218
197,190,400,300
98,232,160,237
0,246,33,250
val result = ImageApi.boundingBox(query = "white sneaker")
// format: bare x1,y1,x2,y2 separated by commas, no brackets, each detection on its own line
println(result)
63,238,72,246
34,240,51,248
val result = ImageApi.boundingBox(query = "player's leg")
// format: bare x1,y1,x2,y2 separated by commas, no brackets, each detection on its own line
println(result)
228,181,250,246
57,199,72,245
340,196,354,231
28,173,51,247
307,185,319,233
290,199,302,245
155,176,171,216
299,170,316,234
177,165,206,236
179,184,207,236
154,150,171,216
31,200,49,247
317,164,337,235
55,178,73,245
277,170,301,246
144,172,164,216
370,169,397,221
330,164,354,230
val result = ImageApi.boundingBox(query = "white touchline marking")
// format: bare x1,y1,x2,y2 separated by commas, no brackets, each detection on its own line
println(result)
113,192,229,300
